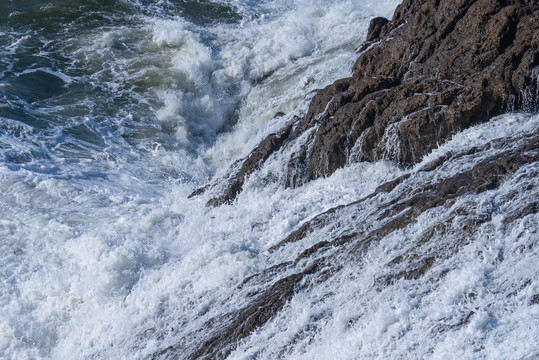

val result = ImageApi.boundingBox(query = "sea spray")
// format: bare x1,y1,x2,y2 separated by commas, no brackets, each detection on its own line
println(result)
0,0,403,358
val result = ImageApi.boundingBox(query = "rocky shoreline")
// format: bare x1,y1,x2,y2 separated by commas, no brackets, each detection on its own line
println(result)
195,0,539,206
176,0,539,358
174,121,538,360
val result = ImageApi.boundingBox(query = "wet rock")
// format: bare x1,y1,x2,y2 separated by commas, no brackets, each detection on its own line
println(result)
462,310,476,325
379,256,436,286
156,265,319,360
162,124,538,359
190,121,294,206
366,16,389,41
293,0,539,183
271,132,539,252
204,0,539,203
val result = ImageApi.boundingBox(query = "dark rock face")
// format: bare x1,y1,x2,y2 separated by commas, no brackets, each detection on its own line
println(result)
190,119,294,206
366,16,389,41
201,0,539,205
291,0,539,182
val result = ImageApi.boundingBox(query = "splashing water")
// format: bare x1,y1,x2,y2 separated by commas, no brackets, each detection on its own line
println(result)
1,0,537,359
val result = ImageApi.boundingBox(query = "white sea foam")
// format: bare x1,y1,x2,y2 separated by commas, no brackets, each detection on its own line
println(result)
224,113,539,360
1,0,537,359
3,109,536,359
206,0,401,169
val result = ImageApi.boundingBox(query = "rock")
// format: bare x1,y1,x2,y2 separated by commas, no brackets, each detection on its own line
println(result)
201,0,539,204
294,0,539,183
190,121,294,206
366,17,389,41
158,121,539,359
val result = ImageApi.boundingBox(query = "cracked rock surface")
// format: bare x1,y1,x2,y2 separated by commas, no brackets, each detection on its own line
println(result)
199,0,539,205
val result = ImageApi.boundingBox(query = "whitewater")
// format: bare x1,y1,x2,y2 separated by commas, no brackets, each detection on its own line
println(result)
0,0,537,359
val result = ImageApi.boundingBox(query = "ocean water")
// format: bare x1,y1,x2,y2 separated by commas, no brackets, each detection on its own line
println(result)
1,0,537,359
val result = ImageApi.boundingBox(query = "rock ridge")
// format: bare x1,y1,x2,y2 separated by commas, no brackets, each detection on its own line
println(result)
198,0,539,205
159,121,539,359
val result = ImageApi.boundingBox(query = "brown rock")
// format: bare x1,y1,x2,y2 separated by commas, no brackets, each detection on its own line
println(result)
203,0,539,203
190,121,294,206
366,17,389,41
294,0,539,183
